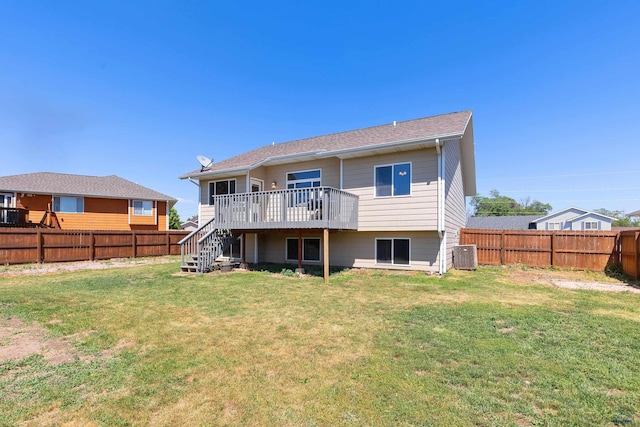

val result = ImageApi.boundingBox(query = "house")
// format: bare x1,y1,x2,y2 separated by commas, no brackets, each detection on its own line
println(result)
466,215,541,230
178,110,476,278
180,220,199,232
530,207,615,231
627,209,640,218
0,172,176,231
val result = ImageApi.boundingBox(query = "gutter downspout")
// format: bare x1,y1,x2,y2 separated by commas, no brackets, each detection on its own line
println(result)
187,177,202,225
435,139,447,275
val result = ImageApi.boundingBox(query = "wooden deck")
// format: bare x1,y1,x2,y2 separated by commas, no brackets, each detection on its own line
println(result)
209,187,359,231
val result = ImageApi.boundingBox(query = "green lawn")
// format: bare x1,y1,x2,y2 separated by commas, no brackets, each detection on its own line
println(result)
1,262,640,426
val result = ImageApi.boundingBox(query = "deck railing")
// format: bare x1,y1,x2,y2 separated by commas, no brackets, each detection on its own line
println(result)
211,186,358,230
0,207,29,226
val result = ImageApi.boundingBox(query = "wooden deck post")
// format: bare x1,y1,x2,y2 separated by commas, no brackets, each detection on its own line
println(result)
241,233,247,266
323,228,329,284
297,231,303,270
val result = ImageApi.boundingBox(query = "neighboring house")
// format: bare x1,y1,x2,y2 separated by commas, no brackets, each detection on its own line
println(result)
530,207,615,231
0,172,176,231
627,209,640,218
179,110,476,275
180,220,199,232
466,215,541,230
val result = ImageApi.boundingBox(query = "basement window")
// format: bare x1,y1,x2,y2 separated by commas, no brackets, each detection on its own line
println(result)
376,238,410,265
286,237,321,262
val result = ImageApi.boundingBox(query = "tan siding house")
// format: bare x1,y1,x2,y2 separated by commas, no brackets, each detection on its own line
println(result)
179,111,476,276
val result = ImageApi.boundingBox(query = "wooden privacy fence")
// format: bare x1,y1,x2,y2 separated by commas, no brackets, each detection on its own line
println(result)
459,229,621,272
619,230,640,280
0,229,189,265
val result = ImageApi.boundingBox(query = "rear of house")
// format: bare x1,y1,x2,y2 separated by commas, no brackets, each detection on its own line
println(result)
180,111,476,274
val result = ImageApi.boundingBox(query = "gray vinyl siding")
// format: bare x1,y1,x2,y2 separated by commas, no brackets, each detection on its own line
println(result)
444,138,467,269
258,231,440,272
342,149,438,231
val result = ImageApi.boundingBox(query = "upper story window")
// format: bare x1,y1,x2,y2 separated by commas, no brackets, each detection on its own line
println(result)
133,200,153,216
584,221,599,230
53,196,84,213
287,169,321,189
209,179,236,205
375,162,411,197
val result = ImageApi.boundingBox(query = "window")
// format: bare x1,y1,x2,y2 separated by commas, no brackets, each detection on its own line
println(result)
584,221,599,230
209,179,236,205
287,169,321,206
222,235,242,259
53,196,84,213
376,238,410,265
287,169,321,189
286,237,321,262
547,222,561,230
133,200,153,216
375,163,411,197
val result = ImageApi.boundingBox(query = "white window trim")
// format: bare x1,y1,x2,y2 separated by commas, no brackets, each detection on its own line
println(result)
547,222,562,230
373,162,412,198
53,196,84,214
208,178,237,205
285,237,322,263
584,221,599,230
132,200,154,216
286,168,322,189
375,237,411,266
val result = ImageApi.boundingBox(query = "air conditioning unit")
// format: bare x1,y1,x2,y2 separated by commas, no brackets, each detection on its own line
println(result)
453,245,478,270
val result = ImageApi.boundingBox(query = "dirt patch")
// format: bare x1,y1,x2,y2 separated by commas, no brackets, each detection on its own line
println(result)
494,266,640,293
0,256,177,278
0,316,79,364
0,316,131,364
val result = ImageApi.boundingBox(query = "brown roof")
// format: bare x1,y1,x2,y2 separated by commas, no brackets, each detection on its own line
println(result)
180,110,472,178
0,172,176,201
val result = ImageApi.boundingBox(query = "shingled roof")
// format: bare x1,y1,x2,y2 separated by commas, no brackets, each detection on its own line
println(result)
466,215,541,230
0,172,176,202
180,110,473,179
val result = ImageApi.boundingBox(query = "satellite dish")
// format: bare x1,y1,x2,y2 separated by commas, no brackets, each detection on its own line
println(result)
196,155,213,171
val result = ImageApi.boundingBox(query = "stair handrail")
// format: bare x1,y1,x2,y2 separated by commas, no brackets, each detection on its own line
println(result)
197,229,234,273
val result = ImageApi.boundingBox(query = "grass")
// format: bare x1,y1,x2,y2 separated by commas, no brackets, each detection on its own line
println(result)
1,263,640,426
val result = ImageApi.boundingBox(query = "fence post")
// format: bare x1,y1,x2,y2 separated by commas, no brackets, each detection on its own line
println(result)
635,232,640,281
500,231,505,265
551,233,556,267
89,231,95,261
166,231,170,255
36,229,43,264
132,231,137,258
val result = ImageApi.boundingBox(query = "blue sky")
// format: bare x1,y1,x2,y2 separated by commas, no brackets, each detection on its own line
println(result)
1,1,639,221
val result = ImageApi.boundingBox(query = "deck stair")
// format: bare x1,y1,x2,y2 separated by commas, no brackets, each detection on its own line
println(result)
179,217,234,273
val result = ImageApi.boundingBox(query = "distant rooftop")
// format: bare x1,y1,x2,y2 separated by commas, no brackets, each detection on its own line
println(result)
466,215,542,230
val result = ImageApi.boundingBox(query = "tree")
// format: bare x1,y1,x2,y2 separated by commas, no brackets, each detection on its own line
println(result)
470,189,552,217
169,207,181,230
187,214,198,223
594,208,640,227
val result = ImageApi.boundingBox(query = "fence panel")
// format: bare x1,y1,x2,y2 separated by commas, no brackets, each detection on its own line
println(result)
620,231,640,280
0,229,188,265
460,228,621,272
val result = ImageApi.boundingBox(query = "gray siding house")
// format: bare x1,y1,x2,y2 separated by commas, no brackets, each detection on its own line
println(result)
179,111,476,276
531,207,615,231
